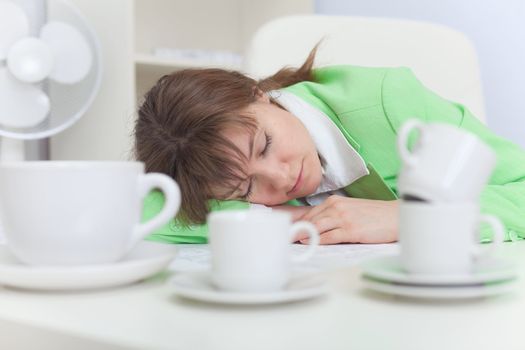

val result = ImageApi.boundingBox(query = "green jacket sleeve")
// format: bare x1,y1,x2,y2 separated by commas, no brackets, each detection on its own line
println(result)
382,67,525,242
142,191,303,243
142,191,249,244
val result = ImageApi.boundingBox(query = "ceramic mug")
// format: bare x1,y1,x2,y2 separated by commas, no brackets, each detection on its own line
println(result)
208,210,319,292
399,201,504,275
397,119,497,202
0,161,180,266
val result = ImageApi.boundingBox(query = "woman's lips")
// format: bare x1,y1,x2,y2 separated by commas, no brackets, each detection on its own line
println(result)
287,162,304,195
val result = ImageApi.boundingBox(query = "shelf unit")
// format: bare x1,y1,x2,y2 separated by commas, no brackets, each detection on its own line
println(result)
135,54,241,70
134,0,313,102
134,52,243,101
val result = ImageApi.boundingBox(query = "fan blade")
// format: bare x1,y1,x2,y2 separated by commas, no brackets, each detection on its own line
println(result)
0,67,50,128
0,1,30,60
7,37,54,83
40,21,92,84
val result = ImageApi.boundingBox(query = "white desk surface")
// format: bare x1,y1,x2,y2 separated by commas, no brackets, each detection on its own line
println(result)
0,242,524,350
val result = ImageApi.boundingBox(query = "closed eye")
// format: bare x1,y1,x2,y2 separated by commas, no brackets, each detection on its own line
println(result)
240,132,271,200
261,132,272,156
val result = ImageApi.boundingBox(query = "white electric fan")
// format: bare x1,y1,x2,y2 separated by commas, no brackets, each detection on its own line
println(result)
0,0,102,160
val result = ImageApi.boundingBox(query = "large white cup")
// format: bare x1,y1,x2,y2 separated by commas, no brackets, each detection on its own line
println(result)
397,120,496,202
0,161,180,266
399,201,504,275
208,210,319,293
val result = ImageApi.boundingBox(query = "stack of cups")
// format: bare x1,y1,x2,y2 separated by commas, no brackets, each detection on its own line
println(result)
396,120,504,276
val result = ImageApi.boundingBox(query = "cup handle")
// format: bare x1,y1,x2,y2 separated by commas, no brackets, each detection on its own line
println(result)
289,221,319,263
471,214,504,260
127,173,181,251
397,119,423,168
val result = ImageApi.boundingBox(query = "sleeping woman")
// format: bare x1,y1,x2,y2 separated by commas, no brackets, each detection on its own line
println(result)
135,46,525,244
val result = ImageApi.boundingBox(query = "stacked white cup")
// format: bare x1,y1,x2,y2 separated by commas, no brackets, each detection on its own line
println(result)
396,120,504,275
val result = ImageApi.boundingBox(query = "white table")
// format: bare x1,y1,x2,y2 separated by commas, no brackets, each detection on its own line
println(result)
0,242,523,350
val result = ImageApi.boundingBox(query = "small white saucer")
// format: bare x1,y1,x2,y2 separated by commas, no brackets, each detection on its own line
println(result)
362,255,517,286
0,241,177,291
362,277,518,300
168,270,328,305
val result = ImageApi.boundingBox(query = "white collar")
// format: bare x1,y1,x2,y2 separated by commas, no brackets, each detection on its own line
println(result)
268,90,369,204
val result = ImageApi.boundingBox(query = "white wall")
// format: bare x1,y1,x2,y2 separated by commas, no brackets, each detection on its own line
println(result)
316,0,525,147
51,0,135,160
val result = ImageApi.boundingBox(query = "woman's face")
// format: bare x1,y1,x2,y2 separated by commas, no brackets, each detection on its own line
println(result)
224,94,323,205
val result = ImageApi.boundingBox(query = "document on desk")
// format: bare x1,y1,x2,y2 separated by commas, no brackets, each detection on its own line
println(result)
169,243,399,272
0,237,398,272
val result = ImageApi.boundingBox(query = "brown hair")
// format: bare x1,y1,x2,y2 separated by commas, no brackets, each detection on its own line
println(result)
134,45,319,224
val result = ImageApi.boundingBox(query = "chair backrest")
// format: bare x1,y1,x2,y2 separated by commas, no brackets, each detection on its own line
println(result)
244,15,486,122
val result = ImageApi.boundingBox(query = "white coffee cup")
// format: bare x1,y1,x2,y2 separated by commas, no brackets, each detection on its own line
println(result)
397,119,497,202
0,161,180,266
208,210,319,292
399,201,504,275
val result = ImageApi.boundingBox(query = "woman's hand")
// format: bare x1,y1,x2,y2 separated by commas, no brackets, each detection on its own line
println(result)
295,196,399,244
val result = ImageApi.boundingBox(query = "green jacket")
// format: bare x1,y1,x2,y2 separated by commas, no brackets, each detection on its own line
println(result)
143,65,525,244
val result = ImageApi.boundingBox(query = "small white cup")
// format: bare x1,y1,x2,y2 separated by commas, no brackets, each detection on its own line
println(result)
399,201,504,275
397,119,496,202
208,210,319,293
0,161,180,266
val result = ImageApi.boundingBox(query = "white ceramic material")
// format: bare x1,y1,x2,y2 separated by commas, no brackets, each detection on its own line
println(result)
168,269,327,304
362,255,517,286
0,241,177,290
399,201,504,275
362,277,517,300
0,161,180,266
397,119,496,202
208,210,320,292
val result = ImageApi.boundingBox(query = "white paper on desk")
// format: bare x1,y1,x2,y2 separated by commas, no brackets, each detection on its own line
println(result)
169,243,399,272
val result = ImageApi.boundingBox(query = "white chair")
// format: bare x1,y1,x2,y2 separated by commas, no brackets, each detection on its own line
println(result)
244,15,486,122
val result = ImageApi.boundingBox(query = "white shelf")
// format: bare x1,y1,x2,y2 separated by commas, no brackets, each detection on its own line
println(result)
134,53,243,99
134,53,242,71
133,0,313,102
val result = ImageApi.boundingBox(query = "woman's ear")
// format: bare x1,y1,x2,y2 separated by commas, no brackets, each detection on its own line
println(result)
253,87,270,103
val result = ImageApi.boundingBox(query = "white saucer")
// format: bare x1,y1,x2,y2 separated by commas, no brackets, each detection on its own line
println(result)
168,270,328,305
0,241,177,291
362,277,518,300
362,255,517,286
